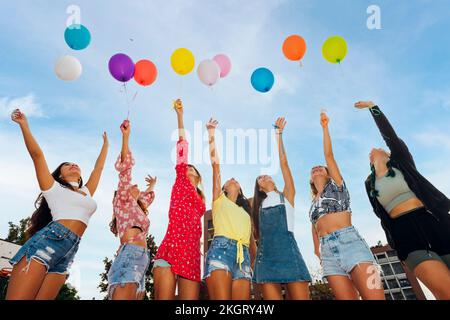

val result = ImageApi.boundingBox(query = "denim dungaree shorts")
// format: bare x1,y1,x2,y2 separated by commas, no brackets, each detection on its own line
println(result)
253,193,312,284
9,221,80,275
107,243,150,299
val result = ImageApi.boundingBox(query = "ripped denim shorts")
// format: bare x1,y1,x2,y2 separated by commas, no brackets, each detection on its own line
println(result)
9,221,80,275
203,236,252,281
107,243,150,299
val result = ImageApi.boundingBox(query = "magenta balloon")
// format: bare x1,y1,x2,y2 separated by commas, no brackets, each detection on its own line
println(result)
213,54,231,78
108,53,135,82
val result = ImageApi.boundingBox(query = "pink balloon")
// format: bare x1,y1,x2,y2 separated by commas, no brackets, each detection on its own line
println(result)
197,60,220,86
213,54,232,78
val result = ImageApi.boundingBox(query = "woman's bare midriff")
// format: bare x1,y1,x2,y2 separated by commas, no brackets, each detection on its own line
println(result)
315,211,352,237
388,198,424,219
56,219,87,237
119,227,148,248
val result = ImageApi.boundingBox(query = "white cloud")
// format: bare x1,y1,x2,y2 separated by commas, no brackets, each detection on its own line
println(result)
414,131,450,151
0,94,43,119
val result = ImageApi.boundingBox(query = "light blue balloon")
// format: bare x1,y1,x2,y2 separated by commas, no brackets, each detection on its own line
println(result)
251,67,274,93
64,24,91,50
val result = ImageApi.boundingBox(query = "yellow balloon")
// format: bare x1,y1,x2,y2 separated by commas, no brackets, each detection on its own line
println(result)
322,36,348,64
171,48,195,75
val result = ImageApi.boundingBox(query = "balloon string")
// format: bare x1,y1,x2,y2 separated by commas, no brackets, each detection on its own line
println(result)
178,77,183,99
123,82,130,120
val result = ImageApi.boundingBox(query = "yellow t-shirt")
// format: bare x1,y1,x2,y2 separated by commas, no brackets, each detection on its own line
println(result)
212,193,251,268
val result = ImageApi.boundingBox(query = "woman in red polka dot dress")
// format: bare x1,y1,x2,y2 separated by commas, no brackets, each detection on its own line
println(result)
153,99,206,300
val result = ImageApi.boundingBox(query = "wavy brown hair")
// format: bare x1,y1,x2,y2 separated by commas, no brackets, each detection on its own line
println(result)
188,164,205,201
309,166,330,198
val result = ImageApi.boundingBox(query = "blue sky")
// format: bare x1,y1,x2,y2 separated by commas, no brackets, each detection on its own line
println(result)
1,0,449,299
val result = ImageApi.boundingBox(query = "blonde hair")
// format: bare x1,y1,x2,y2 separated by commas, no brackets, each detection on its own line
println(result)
309,166,330,198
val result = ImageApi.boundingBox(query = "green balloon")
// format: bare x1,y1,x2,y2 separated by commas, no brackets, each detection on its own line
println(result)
322,36,348,64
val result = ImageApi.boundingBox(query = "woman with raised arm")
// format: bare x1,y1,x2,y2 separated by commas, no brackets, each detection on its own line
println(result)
309,111,383,300
252,117,311,300
153,99,206,300
355,101,450,299
7,108,108,300
203,118,255,300
107,120,157,300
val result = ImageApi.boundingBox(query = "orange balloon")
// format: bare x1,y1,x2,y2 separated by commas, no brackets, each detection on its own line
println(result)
134,60,157,86
282,35,307,61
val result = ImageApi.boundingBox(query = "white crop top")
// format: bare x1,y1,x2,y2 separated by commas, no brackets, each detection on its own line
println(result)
262,191,295,232
42,182,97,226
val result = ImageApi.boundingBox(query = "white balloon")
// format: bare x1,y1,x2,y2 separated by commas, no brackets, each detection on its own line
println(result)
55,55,82,81
197,59,220,86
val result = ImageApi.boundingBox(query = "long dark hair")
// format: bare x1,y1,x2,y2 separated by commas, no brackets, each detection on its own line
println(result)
26,162,83,239
368,161,396,198
251,178,267,241
188,164,205,201
223,186,251,215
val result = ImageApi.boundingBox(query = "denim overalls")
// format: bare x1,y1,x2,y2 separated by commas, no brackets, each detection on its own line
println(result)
253,193,312,283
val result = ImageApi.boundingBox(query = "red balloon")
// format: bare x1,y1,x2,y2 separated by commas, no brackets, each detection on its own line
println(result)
134,60,157,86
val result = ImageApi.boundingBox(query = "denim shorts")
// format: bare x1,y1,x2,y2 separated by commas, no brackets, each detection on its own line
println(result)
153,258,171,270
204,236,252,281
320,226,376,278
404,250,450,271
9,221,80,275
107,243,150,299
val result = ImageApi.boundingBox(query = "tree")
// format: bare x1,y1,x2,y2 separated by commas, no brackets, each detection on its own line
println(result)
98,234,159,300
309,280,334,300
0,218,80,300
308,265,335,300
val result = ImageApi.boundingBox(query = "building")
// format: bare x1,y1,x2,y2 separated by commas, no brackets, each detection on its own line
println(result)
371,244,426,300
0,239,21,278
203,210,214,253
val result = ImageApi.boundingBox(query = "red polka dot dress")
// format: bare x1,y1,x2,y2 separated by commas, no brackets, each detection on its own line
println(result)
155,138,206,282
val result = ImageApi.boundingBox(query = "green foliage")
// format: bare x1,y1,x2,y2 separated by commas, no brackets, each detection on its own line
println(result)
310,280,335,300
6,218,30,245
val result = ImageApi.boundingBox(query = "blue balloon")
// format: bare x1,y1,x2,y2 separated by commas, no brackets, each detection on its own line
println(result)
64,24,91,50
251,67,274,93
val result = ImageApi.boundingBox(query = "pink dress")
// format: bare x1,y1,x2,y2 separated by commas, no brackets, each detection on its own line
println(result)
155,138,206,282
113,151,154,243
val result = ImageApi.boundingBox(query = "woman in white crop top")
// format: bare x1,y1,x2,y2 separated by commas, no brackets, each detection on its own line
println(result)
7,109,108,300
309,111,383,300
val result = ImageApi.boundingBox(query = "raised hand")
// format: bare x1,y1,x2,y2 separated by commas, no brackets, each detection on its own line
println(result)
274,117,287,134
11,108,27,126
354,101,375,109
145,175,157,192
120,120,131,137
102,131,109,147
173,99,183,115
320,111,329,128
206,118,219,131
